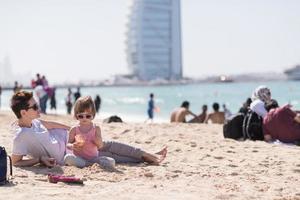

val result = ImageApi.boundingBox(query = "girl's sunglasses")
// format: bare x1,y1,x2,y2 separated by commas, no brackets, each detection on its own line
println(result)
26,104,39,111
77,114,93,119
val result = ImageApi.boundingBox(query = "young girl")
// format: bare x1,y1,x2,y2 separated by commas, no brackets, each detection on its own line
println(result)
64,96,115,168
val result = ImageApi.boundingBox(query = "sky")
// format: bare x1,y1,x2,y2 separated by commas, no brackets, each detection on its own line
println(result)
0,0,300,84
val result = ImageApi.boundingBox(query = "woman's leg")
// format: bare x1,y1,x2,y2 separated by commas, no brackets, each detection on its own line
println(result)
99,141,144,163
99,141,167,164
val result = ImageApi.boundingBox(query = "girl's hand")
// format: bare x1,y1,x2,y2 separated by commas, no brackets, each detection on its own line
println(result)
73,142,84,151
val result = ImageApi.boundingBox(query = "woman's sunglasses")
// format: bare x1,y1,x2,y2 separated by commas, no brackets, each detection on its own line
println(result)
26,104,39,111
77,114,93,119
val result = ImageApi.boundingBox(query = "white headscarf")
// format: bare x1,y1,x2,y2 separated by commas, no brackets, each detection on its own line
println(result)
251,85,271,103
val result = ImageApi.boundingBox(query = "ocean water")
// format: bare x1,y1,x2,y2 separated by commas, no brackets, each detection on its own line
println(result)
1,80,300,122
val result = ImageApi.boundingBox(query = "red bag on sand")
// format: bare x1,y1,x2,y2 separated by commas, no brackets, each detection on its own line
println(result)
48,174,84,184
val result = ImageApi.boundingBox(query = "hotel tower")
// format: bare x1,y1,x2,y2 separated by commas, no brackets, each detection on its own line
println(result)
126,0,182,81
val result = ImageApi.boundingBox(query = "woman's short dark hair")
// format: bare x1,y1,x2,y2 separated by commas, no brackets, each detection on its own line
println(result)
11,91,33,119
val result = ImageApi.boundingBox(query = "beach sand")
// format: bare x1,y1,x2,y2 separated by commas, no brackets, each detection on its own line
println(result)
1,111,300,200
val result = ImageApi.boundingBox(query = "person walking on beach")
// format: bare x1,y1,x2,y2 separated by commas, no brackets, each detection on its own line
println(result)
50,87,57,111
66,88,73,114
10,90,167,167
170,101,198,123
74,87,81,102
145,93,155,123
13,81,21,93
34,84,48,114
94,95,101,114
64,96,115,168
189,104,207,123
204,102,225,124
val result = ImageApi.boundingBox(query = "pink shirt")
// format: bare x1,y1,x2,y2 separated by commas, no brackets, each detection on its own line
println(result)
73,125,98,160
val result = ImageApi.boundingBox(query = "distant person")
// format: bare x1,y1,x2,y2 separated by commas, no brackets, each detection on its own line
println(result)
34,85,48,114
31,79,36,89
74,87,81,102
50,88,57,111
0,85,2,109
66,88,73,114
204,102,225,124
41,75,49,88
239,97,252,114
250,85,272,118
13,81,21,93
189,104,207,123
145,93,155,123
170,101,198,123
35,73,43,86
263,99,300,143
94,95,101,114
223,104,232,120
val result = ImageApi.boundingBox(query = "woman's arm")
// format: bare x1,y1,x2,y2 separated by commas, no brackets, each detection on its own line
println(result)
40,120,70,130
93,126,103,149
12,154,56,167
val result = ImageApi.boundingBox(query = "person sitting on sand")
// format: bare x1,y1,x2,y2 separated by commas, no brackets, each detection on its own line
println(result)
10,91,167,168
250,85,272,118
263,99,300,143
170,101,198,123
64,96,115,168
188,104,207,123
204,102,225,124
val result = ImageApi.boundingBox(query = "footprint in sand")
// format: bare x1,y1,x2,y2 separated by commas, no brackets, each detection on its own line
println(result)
226,150,236,154
292,169,300,173
230,172,239,176
213,156,224,160
190,142,197,147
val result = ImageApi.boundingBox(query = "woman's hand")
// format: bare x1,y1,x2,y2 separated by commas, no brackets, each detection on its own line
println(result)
40,156,56,167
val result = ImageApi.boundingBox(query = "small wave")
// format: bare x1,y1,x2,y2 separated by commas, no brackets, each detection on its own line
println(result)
117,97,146,104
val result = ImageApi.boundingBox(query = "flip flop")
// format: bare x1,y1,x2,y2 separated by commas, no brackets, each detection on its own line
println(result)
48,174,84,184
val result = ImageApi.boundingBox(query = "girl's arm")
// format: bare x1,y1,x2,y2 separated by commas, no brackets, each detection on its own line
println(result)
40,120,70,130
66,127,76,150
93,126,103,149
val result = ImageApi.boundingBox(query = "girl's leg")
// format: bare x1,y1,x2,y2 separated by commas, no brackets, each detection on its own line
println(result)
64,154,87,168
91,156,116,169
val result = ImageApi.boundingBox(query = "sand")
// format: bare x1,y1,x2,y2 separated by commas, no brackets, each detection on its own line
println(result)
1,110,300,200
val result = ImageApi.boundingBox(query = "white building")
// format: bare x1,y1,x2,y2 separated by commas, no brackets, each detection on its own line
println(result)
126,0,182,81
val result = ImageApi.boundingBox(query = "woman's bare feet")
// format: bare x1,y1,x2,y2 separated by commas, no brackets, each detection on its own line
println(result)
142,147,167,165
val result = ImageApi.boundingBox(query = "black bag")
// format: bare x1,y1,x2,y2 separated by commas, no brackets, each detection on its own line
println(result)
242,110,264,141
0,146,12,185
223,113,245,140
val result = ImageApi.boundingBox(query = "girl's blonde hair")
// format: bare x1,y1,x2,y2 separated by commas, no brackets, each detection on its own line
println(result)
73,96,96,118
